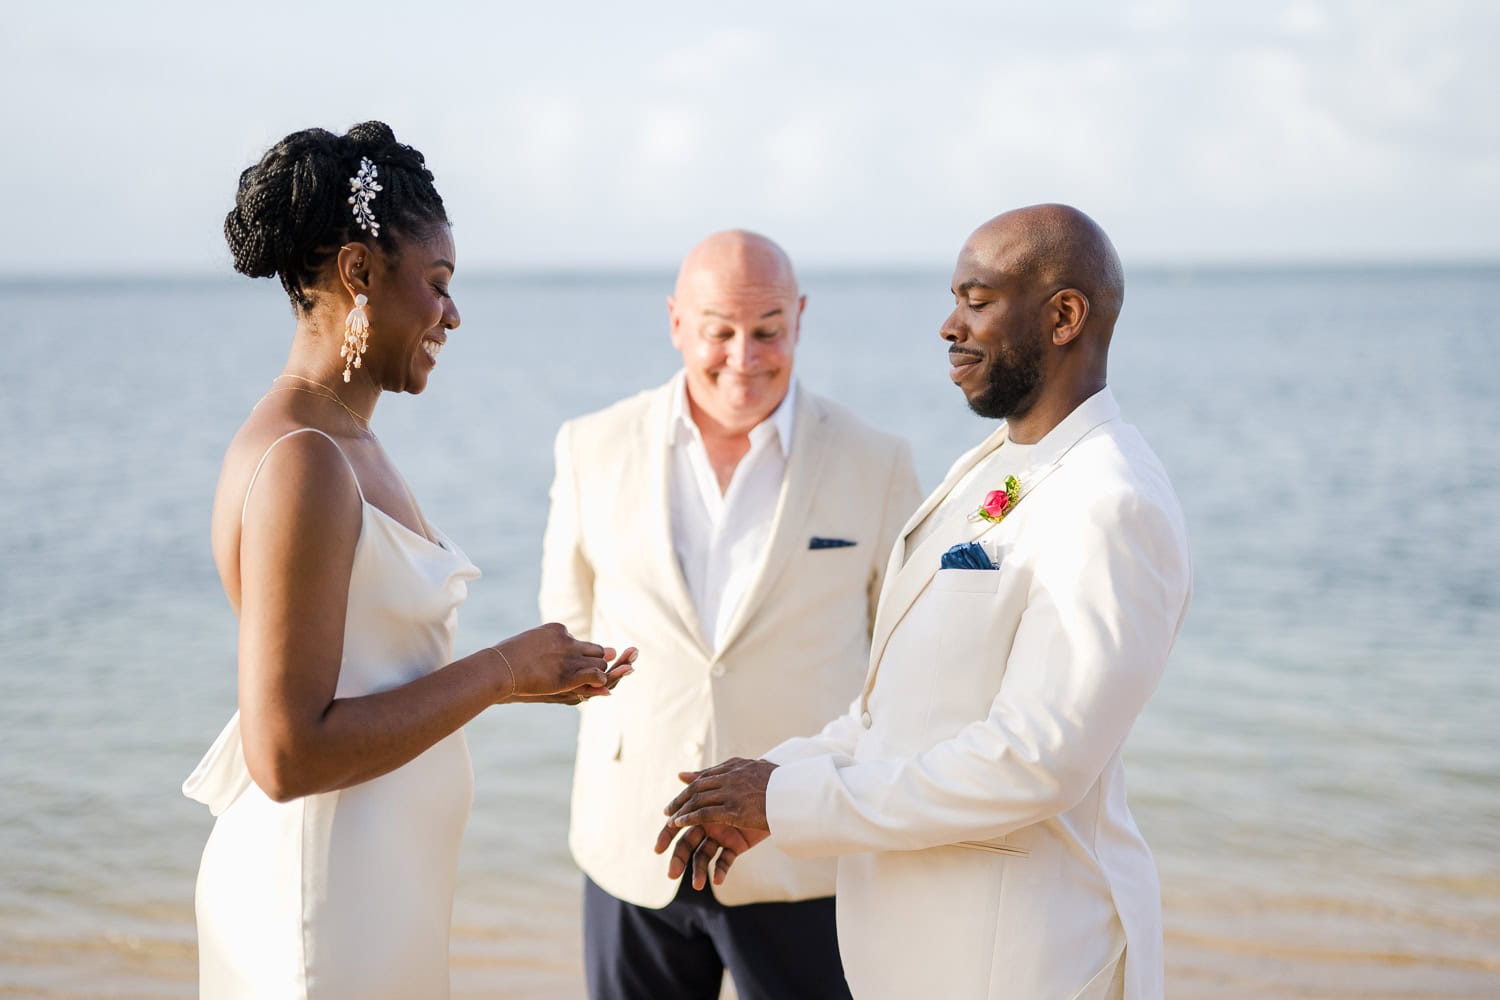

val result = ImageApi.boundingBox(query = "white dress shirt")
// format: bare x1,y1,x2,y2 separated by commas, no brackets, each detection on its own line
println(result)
668,372,798,653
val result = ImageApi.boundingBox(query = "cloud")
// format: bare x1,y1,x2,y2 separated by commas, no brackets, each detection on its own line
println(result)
1,0,1496,273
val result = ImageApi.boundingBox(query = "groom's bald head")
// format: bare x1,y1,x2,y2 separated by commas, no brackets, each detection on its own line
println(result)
943,205,1124,438
968,204,1125,341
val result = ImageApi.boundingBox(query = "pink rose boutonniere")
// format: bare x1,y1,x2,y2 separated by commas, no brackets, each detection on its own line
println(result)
972,475,1023,524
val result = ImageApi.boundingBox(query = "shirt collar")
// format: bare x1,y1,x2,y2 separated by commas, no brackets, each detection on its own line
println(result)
1023,385,1121,470
670,371,798,457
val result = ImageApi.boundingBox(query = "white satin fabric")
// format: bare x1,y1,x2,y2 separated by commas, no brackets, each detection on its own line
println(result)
184,428,480,999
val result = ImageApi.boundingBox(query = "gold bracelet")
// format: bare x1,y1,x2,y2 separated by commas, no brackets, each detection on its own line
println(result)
485,645,517,701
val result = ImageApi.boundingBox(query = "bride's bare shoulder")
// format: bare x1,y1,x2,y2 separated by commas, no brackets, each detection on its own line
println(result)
208,407,354,593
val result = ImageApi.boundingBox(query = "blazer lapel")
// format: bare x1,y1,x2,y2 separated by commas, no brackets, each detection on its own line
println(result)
865,425,1010,685
643,380,713,659
961,457,1066,543
885,423,1009,570
859,387,1125,707
715,385,827,657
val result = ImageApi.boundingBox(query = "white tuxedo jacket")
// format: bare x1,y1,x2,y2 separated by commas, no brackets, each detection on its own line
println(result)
764,388,1190,999
541,379,922,908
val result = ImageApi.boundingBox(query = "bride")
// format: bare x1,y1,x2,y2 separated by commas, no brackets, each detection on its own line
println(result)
182,120,635,998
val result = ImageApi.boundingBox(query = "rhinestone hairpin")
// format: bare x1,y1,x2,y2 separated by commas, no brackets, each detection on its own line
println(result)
348,157,382,237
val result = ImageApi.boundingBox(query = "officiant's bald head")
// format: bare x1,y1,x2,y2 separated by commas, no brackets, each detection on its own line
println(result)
668,230,806,437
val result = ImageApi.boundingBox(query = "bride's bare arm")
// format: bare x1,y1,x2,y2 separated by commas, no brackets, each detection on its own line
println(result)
235,432,615,802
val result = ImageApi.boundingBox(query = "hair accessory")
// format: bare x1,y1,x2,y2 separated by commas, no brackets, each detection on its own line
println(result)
347,157,382,237
341,293,370,383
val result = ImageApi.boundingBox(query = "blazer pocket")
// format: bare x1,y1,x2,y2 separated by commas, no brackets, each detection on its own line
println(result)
930,568,1004,594
955,839,1029,858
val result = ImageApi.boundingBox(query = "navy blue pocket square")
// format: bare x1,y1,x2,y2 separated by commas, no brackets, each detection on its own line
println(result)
940,541,998,570
809,537,857,550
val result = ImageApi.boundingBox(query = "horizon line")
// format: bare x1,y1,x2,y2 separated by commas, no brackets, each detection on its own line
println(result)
2,257,1498,285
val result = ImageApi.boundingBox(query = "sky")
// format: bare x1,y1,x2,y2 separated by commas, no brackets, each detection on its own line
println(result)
2,0,1496,274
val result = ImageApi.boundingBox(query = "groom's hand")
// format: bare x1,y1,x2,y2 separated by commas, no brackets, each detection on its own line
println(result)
653,820,769,890
665,757,777,831
653,757,777,888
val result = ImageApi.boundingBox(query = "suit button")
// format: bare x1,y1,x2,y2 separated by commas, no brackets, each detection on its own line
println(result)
710,664,726,678
685,740,703,756
860,711,872,729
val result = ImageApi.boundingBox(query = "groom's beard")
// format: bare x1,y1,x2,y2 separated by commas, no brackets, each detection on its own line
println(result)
961,340,1045,420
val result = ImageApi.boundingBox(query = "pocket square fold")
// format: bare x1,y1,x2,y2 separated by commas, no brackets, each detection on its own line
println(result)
809,537,857,550
940,541,998,570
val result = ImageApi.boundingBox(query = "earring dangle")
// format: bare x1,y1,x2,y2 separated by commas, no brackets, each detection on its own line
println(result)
341,294,370,383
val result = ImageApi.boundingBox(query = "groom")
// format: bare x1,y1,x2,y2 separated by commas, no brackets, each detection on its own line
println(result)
657,205,1191,1000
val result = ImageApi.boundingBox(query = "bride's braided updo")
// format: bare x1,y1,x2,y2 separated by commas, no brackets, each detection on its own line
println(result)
224,121,448,311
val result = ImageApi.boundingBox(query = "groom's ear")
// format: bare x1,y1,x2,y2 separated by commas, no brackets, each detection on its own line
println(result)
1049,288,1090,346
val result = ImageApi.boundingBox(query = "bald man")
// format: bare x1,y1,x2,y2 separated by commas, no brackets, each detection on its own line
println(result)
659,207,1192,1000
540,231,921,999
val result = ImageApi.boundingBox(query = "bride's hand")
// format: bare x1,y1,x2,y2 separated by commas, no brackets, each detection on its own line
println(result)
488,624,633,701
509,646,638,704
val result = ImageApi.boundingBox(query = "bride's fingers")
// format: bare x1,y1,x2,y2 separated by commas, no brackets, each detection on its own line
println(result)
570,663,611,687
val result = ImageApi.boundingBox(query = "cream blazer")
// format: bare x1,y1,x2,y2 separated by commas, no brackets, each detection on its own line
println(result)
764,388,1191,1000
541,379,922,908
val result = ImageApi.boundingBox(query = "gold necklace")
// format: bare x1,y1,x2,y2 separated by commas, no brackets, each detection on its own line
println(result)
255,378,437,544
262,375,373,432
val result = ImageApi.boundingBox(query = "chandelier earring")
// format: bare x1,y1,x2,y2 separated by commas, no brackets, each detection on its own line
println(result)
341,294,370,383
340,157,382,383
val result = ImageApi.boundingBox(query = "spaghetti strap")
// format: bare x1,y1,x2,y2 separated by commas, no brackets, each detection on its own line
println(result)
240,427,365,527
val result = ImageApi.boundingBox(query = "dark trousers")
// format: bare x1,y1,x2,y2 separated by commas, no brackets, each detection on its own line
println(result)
583,875,852,1000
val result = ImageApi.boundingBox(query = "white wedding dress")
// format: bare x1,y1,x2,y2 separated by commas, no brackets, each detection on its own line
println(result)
184,428,481,998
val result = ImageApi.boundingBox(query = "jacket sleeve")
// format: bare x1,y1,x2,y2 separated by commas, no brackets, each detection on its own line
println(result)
538,421,595,640
762,692,865,767
764,487,1190,856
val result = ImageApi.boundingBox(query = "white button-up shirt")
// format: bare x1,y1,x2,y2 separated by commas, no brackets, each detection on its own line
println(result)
668,372,798,653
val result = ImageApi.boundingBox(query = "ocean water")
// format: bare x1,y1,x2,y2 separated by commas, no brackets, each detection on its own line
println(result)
1,267,1498,998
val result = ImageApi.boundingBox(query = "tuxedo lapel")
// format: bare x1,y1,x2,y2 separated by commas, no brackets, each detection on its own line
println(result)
716,386,827,656
886,423,1009,570
642,382,712,659
860,387,1125,706
961,458,1066,543
866,425,1009,679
